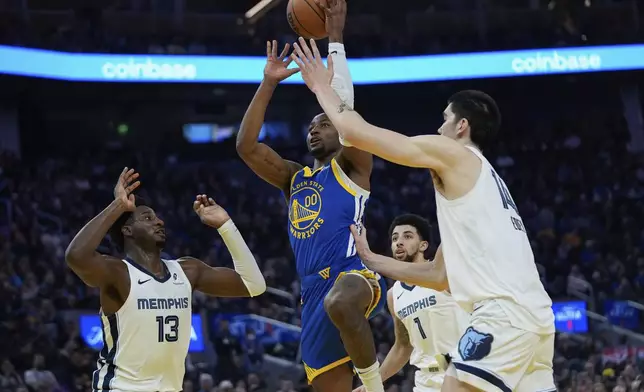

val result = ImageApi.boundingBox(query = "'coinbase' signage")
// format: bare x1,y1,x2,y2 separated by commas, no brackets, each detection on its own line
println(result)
552,301,588,333
79,314,205,352
0,44,642,84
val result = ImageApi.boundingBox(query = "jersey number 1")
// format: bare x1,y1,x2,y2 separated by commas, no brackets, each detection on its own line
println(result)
413,317,427,340
156,315,179,342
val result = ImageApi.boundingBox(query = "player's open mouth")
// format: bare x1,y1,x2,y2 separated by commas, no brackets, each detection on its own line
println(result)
155,229,166,236
310,137,321,146
395,250,406,257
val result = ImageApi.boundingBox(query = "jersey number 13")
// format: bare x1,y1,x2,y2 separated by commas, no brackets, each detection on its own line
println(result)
156,315,179,342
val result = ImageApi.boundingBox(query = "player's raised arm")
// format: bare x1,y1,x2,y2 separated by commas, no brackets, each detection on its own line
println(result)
236,41,303,196
65,168,140,287
350,225,448,291
323,0,373,179
291,38,466,174
180,195,266,297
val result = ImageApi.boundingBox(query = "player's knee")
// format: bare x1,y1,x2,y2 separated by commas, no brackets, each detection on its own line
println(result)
323,289,354,324
324,275,372,325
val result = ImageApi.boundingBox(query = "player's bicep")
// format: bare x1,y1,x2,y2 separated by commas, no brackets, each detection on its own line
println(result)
65,252,120,288
341,122,443,170
194,266,252,297
238,143,302,193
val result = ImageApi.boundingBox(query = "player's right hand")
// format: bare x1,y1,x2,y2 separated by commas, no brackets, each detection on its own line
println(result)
264,40,300,84
350,224,372,260
114,167,140,211
352,386,366,392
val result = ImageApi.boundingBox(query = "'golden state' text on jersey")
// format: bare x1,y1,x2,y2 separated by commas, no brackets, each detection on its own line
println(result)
288,158,369,277
92,258,192,392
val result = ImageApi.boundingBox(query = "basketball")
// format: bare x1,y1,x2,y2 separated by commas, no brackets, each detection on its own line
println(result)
286,0,327,40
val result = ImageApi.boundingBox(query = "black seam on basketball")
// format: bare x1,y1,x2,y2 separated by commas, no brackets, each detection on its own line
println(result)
302,0,325,23
290,0,317,39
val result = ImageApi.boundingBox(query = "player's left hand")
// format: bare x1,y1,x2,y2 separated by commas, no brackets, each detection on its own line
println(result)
321,0,347,41
350,224,373,261
193,194,231,229
292,37,334,94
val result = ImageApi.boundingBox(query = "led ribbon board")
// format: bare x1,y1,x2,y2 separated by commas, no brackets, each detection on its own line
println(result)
1,44,642,84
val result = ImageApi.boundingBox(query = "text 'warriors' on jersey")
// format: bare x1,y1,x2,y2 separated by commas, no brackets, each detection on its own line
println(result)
92,259,192,392
288,159,369,277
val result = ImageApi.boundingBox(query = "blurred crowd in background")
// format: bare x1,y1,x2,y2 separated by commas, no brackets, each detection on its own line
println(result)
2,95,644,391
0,0,640,56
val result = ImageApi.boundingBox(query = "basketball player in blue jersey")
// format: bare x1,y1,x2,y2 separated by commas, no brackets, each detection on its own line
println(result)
236,1,387,391
65,168,266,392
294,39,556,392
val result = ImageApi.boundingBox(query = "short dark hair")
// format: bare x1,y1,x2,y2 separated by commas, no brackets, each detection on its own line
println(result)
108,196,148,252
448,90,501,149
388,214,432,243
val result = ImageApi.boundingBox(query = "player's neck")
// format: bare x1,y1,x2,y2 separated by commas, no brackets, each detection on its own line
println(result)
412,256,428,264
313,153,335,170
126,246,164,276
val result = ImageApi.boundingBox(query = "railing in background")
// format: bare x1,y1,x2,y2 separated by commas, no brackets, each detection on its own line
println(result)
265,286,297,317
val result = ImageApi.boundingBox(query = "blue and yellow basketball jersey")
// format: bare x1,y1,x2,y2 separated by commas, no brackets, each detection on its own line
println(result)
288,158,387,382
288,158,369,278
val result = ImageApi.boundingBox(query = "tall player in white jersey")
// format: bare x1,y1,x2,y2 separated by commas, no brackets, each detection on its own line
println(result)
291,39,556,392
354,214,469,392
65,168,266,392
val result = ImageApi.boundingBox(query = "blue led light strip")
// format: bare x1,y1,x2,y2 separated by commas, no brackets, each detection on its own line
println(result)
0,44,642,84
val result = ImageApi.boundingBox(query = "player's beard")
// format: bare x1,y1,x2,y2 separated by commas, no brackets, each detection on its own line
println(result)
156,239,166,249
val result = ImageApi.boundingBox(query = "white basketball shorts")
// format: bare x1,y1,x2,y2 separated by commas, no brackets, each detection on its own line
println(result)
445,300,556,392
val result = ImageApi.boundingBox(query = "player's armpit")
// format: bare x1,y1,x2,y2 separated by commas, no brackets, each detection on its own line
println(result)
180,257,255,297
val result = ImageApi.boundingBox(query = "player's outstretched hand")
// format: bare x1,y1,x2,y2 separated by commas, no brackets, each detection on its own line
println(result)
350,224,373,261
193,194,231,229
264,40,300,84
352,386,366,392
114,167,140,211
292,37,334,93
321,0,347,40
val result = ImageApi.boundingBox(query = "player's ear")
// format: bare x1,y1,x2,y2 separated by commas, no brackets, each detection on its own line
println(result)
419,240,429,252
121,225,133,238
456,117,469,137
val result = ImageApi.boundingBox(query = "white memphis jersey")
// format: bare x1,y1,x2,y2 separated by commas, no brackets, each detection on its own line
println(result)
392,281,469,385
92,259,192,392
434,146,554,333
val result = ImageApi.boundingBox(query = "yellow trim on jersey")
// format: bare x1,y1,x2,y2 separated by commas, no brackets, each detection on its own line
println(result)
335,269,382,317
303,356,352,383
290,165,325,191
330,159,357,196
289,169,301,191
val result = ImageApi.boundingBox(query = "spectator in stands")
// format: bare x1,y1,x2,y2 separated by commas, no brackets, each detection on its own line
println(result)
23,354,60,392
198,373,215,392
0,359,25,391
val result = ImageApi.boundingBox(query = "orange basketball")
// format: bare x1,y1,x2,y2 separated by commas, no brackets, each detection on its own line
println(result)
286,0,327,40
